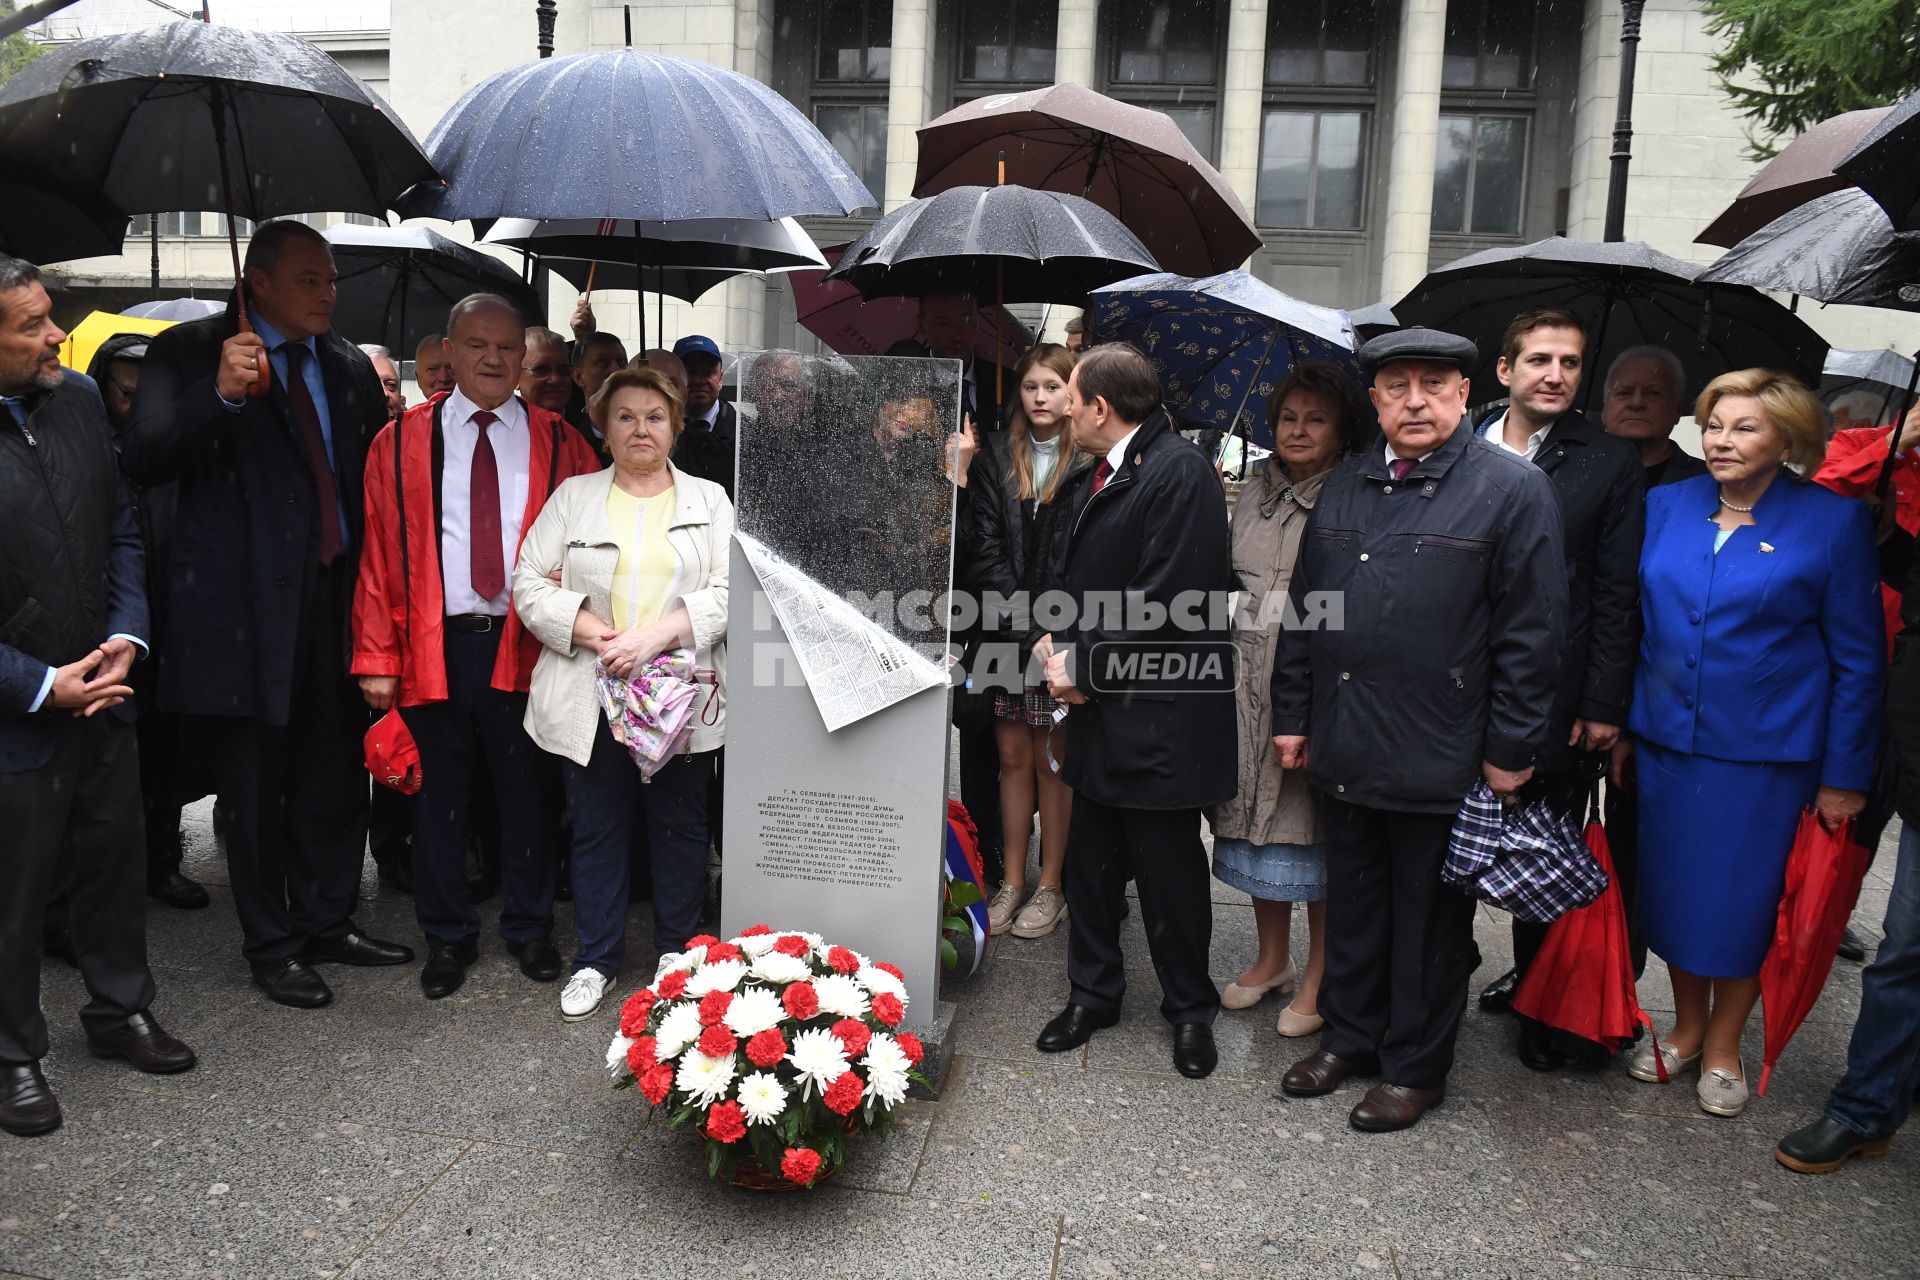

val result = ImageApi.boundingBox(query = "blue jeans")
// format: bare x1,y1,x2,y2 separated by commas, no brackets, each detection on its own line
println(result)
1827,822,1920,1138
560,728,712,980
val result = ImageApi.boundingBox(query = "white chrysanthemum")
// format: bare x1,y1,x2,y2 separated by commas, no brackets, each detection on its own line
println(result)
812,973,871,1018
722,986,785,1039
750,950,812,986
786,1027,850,1094
736,1071,788,1126
653,1002,704,1060
864,1061,909,1108
736,931,781,958
606,1033,636,1077
856,965,906,1000
685,958,747,997
675,1049,737,1106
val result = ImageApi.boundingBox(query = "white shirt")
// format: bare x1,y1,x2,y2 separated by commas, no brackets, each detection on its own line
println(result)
1383,443,1433,471
688,400,719,430
440,387,532,616
1103,423,1143,478
1482,409,1553,463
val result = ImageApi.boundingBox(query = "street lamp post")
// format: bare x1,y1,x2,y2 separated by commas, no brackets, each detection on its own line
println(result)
536,0,556,57
1602,0,1646,242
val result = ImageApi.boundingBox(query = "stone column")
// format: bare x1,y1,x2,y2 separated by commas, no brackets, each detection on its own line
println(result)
1217,0,1266,226
1378,0,1446,300
883,0,937,210
1056,0,1099,87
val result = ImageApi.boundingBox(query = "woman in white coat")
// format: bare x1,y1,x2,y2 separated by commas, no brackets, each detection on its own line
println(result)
514,366,731,1020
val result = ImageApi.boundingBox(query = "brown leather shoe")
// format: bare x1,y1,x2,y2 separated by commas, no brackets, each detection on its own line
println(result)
85,1011,197,1074
1349,1082,1445,1132
1280,1049,1379,1097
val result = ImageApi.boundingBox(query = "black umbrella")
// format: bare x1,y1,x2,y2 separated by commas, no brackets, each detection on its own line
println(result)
1701,188,1920,311
1394,237,1830,408
0,181,128,264
320,224,540,355
1838,89,1920,235
823,185,1158,303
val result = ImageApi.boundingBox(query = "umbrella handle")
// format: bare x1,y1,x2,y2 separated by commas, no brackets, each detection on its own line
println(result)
211,82,268,398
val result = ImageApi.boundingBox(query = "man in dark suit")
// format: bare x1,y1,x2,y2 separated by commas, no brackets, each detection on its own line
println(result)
0,255,195,1137
1034,342,1236,1079
670,335,737,501
886,290,1016,429
567,330,628,460
124,220,413,1010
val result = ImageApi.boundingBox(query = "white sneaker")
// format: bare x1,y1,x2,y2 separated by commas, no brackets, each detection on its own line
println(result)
560,969,612,1021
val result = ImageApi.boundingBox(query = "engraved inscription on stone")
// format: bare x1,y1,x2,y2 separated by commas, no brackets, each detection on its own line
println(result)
751,787,908,892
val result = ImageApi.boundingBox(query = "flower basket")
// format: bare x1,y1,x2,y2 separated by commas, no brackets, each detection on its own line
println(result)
607,927,928,1190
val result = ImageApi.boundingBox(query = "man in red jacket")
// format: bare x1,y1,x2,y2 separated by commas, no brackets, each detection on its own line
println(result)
352,294,600,999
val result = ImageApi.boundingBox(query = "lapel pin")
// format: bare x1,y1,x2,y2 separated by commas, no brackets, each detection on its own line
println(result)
1759,541,1775,554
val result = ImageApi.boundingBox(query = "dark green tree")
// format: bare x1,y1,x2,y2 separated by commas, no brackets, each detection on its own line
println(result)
0,1,46,88
1702,0,1920,159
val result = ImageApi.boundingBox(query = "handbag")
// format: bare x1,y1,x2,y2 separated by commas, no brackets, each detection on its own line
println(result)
1444,780,1609,923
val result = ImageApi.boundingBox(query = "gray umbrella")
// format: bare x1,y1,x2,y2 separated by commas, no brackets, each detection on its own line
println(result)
1700,188,1920,311
321,224,540,355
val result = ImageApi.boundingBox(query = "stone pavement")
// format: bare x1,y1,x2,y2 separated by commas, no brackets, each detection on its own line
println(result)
5,804,1918,1280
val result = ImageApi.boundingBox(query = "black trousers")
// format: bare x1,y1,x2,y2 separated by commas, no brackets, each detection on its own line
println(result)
1319,797,1480,1089
1,714,155,1064
958,720,1004,882
1063,796,1218,1025
367,784,412,868
181,563,367,964
399,628,556,947
135,706,187,878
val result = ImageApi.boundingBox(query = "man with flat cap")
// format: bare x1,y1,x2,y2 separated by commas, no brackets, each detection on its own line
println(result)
1270,327,1567,1131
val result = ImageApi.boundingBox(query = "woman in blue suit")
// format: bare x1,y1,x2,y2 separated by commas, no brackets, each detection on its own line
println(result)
1627,369,1884,1119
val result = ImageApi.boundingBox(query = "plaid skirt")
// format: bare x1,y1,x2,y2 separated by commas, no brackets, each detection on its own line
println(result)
993,685,1057,727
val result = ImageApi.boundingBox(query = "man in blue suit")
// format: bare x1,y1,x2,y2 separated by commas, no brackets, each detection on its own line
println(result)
0,256,196,1138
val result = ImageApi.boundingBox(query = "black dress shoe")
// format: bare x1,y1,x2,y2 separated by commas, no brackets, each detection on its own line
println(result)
1350,1082,1445,1133
1172,1023,1218,1079
1776,1116,1893,1174
251,958,332,1009
0,1063,60,1137
86,1011,196,1074
421,940,479,1000
1837,924,1870,963
302,932,415,967
1281,1049,1379,1097
1517,1018,1565,1072
1478,968,1519,1012
1035,1003,1119,1053
507,935,563,983
147,871,210,910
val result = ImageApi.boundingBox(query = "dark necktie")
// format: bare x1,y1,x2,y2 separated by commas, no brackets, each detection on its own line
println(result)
1389,457,1416,482
469,409,505,603
1090,458,1113,495
279,343,342,565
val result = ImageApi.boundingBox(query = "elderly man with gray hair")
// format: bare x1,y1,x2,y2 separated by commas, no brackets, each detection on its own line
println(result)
1599,345,1705,489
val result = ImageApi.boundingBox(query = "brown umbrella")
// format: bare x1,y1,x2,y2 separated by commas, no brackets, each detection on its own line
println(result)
1696,106,1892,247
912,82,1259,278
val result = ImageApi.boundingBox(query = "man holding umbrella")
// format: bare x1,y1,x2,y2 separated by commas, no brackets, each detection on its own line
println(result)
125,220,414,1010
1273,328,1566,1131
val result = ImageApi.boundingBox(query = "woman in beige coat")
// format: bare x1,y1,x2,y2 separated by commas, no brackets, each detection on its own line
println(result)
1210,363,1365,1036
513,367,731,1021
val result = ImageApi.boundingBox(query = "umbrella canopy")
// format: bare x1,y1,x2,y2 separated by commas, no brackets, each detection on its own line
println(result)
1394,237,1830,407
394,49,873,224
1839,89,1920,235
913,82,1259,277
1089,269,1358,446
481,216,826,275
1344,300,1399,339
1696,107,1892,247
1700,188,1920,312
1758,812,1872,1095
824,185,1158,303
122,298,226,321
788,246,1033,368
58,310,175,375
541,257,773,305
1825,346,1917,402
0,182,128,264
0,20,433,222
321,223,539,354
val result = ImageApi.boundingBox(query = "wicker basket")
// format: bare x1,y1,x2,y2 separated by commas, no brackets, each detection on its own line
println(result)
724,1117,859,1192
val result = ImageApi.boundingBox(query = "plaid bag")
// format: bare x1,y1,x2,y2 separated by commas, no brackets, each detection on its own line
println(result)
1444,781,1609,923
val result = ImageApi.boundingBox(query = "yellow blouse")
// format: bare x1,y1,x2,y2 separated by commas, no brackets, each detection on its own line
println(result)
606,484,677,630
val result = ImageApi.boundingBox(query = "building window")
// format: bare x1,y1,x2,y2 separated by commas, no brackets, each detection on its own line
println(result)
1266,0,1376,87
1443,0,1533,90
1432,113,1528,234
1258,109,1367,230
809,0,889,209
958,0,1056,84
817,0,891,81
814,102,888,206
1103,0,1224,160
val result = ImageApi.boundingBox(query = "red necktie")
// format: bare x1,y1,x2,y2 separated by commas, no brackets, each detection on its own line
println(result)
469,409,505,603
279,343,342,565
1090,459,1113,495
1389,457,1415,482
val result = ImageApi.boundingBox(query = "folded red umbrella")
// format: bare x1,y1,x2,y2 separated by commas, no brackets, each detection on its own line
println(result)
363,708,422,795
1511,808,1652,1054
1758,812,1868,1095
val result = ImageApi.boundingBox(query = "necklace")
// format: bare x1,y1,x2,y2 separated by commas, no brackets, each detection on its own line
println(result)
1718,490,1755,513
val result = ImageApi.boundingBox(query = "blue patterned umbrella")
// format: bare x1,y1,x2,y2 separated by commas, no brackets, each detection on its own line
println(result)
1089,270,1360,448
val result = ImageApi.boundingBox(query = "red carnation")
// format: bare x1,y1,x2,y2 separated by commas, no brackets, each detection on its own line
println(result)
871,992,904,1027
619,989,657,1037
830,1017,871,1057
826,946,860,975
895,1032,925,1067
780,1146,823,1186
741,924,774,937
697,990,735,1026
624,1035,658,1075
697,1023,738,1059
781,981,819,1020
745,1028,788,1069
773,934,811,958
705,1100,747,1144
685,934,720,950
875,962,905,982
638,1062,674,1105
705,941,743,964
823,1070,865,1116
657,970,689,1000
